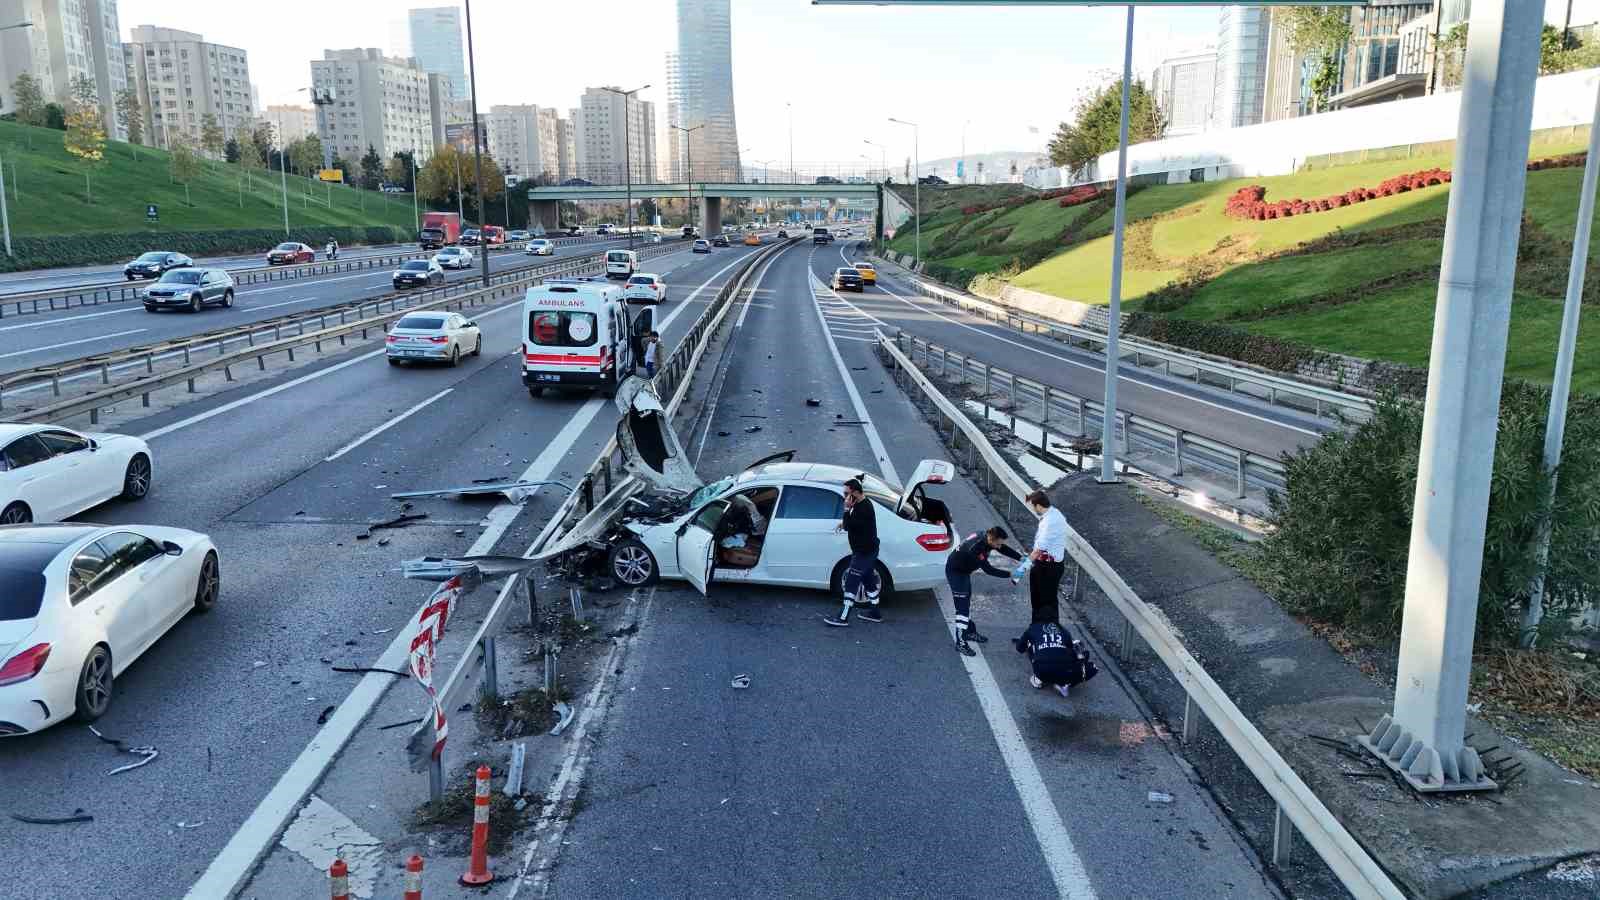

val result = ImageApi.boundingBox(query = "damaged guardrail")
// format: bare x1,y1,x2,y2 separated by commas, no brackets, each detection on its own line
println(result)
875,328,1404,900
403,238,797,799
894,332,1287,502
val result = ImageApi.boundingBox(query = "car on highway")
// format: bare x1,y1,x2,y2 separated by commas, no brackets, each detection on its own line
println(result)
0,522,220,734
385,311,481,367
853,262,877,284
692,239,712,254
596,223,615,236
712,234,730,248
0,424,153,524
460,229,482,246
743,233,761,246
141,268,235,313
831,268,865,292
266,242,315,265
507,229,531,242
381,182,407,193
777,229,789,239
623,273,667,305
813,228,833,245
526,238,555,256
555,379,957,597
391,259,445,289
681,225,697,238
644,232,663,244
123,251,192,281
566,225,586,236
434,246,474,269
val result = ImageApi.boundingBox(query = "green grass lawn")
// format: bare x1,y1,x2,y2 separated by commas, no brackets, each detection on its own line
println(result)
991,196,1104,248
0,119,420,236
1165,239,1444,321
1012,238,1181,301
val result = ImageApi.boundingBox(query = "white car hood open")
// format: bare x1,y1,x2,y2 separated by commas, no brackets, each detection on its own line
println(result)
613,375,704,496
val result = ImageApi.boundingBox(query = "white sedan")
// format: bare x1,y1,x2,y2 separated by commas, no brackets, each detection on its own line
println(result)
623,273,667,304
525,239,555,256
560,378,957,596
385,311,482,367
0,523,218,735
0,425,153,524
434,246,474,269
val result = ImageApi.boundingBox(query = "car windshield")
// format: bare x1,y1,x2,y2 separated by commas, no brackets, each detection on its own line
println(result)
688,476,736,509
401,261,431,271
159,270,203,284
395,315,445,330
135,252,166,262
838,269,858,277
439,249,461,255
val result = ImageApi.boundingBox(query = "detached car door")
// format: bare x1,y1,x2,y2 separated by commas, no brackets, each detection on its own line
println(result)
676,500,727,596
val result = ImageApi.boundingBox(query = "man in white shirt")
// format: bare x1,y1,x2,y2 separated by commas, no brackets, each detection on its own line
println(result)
1025,489,1069,626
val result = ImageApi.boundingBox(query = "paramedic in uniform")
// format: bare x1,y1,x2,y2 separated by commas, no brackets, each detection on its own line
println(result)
946,526,1022,656
824,477,882,626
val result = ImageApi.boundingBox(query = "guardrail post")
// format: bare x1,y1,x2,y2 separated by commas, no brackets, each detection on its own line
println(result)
99,363,109,384
258,356,267,372
939,346,948,376
1182,693,1201,744
1075,396,1086,436
1041,386,1051,425
1121,617,1135,659
429,756,443,803
88,406,98,425
183,345,192,366
1173,431,1185,476
223,364,234,382
1272,804,1295,865
52,374,61,396
1235,450,1247,498
982,364,991,419
187,376,197,393
145,353,154,373
481,636,499,701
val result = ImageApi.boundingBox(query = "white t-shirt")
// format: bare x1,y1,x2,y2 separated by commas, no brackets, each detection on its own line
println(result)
1031,507,1068,562
644,341,658,365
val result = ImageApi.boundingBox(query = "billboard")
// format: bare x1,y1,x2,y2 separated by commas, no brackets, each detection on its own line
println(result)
317,169,345,183
445,121,486,153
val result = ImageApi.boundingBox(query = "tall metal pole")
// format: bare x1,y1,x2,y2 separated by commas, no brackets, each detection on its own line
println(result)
1363,0,1543,791
787,102,794,181
465,0,490,288
891,118,919,264
1100,6,1135,485
279,146,289,236
672,123,702,233
624,93,634,248
1521,78,1600,645
0,153,11,257
412,155,419,234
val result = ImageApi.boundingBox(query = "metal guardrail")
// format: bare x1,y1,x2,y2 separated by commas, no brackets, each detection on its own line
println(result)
874,329,1404,900
411,238,797,797
895,332,1287,501
16,241,690,426
872,253,1371,424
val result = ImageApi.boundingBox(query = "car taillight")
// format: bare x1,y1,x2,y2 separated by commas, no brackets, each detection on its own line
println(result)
915,533,953,552
385,335,399,342
429,336,448,343
0,643,51,687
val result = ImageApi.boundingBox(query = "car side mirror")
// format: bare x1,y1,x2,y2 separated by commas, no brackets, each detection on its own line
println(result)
464,320,476,328
161,541,183,556
675,523,689,537
87,439,98,451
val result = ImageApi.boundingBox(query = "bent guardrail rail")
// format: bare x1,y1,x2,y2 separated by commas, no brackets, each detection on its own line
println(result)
875,328,1403,900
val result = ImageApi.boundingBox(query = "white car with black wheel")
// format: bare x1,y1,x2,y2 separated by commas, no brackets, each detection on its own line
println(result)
0,523,219,735
385,312,482,367
525,239,555,256
0,425,153,524
623,273,667,304
434,246,474,270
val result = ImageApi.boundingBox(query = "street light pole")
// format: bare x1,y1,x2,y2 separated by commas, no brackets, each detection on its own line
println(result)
603,84,650,250
672,122,703,232
411,154,419,233
0,152,11,256
279,145,290,236
889,118,919,266
787,102,794,181
864,139,886,183
465,0,490,288
1100,5,1136,485
961,119,970,184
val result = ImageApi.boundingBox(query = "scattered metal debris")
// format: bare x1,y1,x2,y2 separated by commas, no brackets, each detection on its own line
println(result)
12,810,93,825
174,820,205,829
505,742,527,798
805,399,821,407
331,666,410,678
744,426,762,433
730,674,751,689
550,702,576,736
88,725,159,775
390,480,571,505
717,431,731,437
316,705,337,725
378,718,419,731
1147,791,1174,804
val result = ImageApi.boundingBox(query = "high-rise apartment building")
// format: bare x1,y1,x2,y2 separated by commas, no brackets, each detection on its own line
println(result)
408,7,467,101
311,48,433,166
264,103,316,146
0,0,126,139
558,111,577,182
124,26,252,150
1148,47,1217,137
487,104,547,180
1211,7,1271,130
576,86,658,183
671,0,740,181
0,1,54,111
536,107,561,182
426,72,455,150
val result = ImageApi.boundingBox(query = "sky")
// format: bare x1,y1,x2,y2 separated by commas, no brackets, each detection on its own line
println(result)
115,0,1225,169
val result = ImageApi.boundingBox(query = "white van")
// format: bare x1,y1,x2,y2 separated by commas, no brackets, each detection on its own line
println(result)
522,278,638,397
605,249,638,279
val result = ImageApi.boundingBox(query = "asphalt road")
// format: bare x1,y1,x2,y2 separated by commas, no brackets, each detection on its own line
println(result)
0,237,643,374
0,239,767,900
544,240,1280,899
811,241,1329,461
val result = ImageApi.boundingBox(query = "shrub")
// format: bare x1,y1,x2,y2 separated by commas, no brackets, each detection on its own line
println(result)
0,225,413,273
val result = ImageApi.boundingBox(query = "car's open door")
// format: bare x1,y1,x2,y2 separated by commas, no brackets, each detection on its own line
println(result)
895,459,957,519
614,375,704,495
676,499,727,596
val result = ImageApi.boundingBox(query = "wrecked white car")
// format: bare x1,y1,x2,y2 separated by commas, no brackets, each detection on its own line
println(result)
548,376,958,596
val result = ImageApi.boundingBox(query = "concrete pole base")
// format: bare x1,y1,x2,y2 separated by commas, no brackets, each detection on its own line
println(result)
1357,715,1496,793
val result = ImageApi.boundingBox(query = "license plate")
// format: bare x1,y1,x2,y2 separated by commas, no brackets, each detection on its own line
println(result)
535,373,561,383
400,350,425,357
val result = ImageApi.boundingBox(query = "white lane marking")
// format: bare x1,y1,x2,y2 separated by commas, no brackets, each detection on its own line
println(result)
182,249,755,900
323,387,454,461
1,328,146,359
808,261,1098,900
0,305,139,331
277,796,383,900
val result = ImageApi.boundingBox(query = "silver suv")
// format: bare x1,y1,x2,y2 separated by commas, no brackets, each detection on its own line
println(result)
142,268,236,313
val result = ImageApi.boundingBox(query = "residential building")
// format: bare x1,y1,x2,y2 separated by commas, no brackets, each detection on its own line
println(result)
123,26,252,151
1148,46,1217,136
576,86,657,183
557,112,576,181
408,6,467,101
487,104,545,181
1211,7,1271,130
1324,1,1435,109
672,0,740,181
536,107,561,182
0,0,126,139
0,0,53,112
637,98,659,183
426,72,454,150
264,103,315,146
1261,15,1310,122
311,48,433,166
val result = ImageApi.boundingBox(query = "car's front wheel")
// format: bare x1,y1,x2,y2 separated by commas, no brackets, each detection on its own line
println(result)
121,454,152,500
188,293,203,314
609,539,658,586
72,645,113,722
193,551,219,613
0,502,31,524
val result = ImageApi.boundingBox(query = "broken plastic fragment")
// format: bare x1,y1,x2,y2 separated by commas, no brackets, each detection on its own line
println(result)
550,702,575,736
390,480,570,505
730,674,751,689
1147,791,1174,804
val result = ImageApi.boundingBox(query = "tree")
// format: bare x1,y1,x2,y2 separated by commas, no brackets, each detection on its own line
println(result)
1046,78,1165,174
236,132,264,199
1271,7,1353,111
249,124,274,168
360,144,383,190
384,156,409,189
43,102,65,130
10,73,43,129
199,113,225,160
63,75,106,202
390,150,417,190
170,137,202,206
224,137,240,163
417,144,466,211
114,87,142,156
292,134,323,178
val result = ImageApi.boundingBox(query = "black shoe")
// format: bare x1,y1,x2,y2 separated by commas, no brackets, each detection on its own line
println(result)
964,624,989,644
822,614,851,627
857,606,884,623
954,631,976,657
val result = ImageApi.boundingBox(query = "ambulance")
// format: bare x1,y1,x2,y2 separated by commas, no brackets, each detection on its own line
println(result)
522,277,651,398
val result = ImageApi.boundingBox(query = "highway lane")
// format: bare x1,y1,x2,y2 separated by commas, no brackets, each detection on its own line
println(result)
812,241,1329,461
0,238,655,374
546,239,1277,899
0,241,766,900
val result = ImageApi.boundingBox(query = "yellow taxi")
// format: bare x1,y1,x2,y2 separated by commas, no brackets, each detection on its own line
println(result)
853,261,877,284
743,232,761,246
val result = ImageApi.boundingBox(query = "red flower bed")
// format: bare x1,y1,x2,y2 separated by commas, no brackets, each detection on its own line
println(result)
1222,153,1585,222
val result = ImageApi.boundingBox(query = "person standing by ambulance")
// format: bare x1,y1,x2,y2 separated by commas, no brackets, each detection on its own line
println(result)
824,477,882,627
1014,490,1069,626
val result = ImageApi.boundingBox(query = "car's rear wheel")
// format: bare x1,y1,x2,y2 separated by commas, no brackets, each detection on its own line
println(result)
828,558,894,598
528,386,543,398
388,357,402,367
0,502,31,524
448,345,461,367
72,645,113,722
193,551,219,613
609,539,658,586
121,454,152,500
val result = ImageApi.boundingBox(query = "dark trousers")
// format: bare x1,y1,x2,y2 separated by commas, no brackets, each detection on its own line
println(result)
947,569,973,618
1029,560,1064,625
842,551,881,605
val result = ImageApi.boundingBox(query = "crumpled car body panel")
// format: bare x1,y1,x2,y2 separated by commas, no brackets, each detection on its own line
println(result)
614,375,704,496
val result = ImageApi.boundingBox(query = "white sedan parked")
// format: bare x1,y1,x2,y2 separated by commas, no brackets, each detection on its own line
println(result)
525,239,555,256
0,425,153,524
0,523,219,735
623,273,667,304
385,311,482,367
434,246,474,269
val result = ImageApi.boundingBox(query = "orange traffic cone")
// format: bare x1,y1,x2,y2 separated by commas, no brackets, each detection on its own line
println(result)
403,854,424,900
460,765,495,885
329,858,349,900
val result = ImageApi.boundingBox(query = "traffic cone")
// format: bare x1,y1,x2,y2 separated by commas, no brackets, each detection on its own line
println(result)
403,854,423,900
460,765,495,885
329,858,349,900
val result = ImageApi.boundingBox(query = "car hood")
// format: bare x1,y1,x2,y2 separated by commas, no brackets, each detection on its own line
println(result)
85,432,142,452
146,282,195,293
614,375,704,496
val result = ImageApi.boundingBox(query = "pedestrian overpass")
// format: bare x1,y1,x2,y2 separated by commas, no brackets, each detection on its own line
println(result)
526,181,882,234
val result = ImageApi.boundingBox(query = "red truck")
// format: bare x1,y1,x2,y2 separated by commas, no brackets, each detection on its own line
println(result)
481,225,506,248
419,212,461,249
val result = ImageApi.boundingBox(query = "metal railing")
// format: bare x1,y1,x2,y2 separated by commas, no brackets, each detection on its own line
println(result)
875,329,1404,900
894,332,1287,501
410,238,797,798
15,241,690,426
873,253,1370,424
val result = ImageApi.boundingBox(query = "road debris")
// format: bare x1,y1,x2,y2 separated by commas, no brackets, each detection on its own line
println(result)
378,718,419,731
251,660,268,669
505,742,527,798
88,725,159,775
550,702,575,736
331,665,410,677
805,398,821,407
391,480,571,505
1147,791,1175,804
174,820,205,829
744,426,762,433
12,810,93,825
717,431,731,437
316,705,337,725
730,674,751,689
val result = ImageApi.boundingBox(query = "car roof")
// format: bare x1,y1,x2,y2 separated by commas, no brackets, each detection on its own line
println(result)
0,523,102,548
736,462,898,490
0,423,43,443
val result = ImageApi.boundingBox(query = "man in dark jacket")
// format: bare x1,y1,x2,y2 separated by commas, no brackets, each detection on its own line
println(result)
946,526,1022,656
824,477,882,627
1014,621,1098,698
